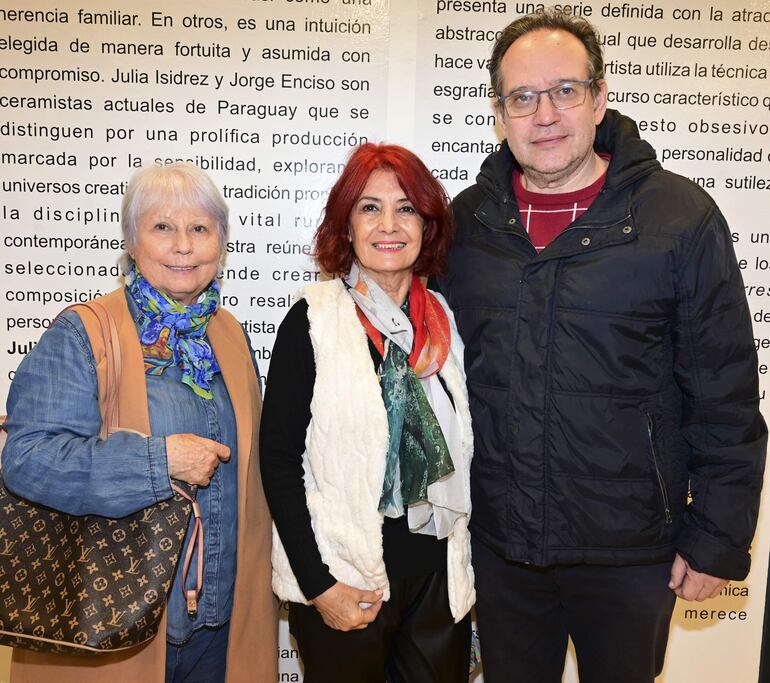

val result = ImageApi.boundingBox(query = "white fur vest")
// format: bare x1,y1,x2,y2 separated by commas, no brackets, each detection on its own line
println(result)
271,279,475,622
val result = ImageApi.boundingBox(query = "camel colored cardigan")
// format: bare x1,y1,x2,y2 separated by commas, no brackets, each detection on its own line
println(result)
11,288,277,683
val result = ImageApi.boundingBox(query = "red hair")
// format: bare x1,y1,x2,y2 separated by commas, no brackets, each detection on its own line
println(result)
314,143,452,277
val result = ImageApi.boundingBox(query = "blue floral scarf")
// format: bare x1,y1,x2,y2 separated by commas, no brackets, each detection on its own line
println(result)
126,264,221,399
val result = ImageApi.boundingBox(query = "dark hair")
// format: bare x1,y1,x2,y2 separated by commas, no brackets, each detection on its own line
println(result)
314,143,452,277
489,8,605,98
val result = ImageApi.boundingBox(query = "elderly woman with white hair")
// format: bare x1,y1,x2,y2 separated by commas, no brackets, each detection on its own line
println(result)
2,163,277,683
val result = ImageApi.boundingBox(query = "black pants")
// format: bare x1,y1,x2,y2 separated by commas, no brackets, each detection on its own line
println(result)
473,536,676,683
288,569,471,683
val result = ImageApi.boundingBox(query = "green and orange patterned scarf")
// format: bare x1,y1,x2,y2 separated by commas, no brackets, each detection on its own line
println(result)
344,263,454,519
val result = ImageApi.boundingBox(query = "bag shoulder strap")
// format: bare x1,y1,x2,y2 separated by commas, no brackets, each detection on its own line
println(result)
1,302,121,451
70,301,122,438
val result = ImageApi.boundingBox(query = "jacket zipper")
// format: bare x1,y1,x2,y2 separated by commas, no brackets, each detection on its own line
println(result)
645,411,672,525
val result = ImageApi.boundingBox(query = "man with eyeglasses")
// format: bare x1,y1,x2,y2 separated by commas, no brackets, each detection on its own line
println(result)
433,9,766,683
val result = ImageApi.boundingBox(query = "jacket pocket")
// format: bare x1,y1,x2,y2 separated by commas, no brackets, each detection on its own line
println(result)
645,411,672,525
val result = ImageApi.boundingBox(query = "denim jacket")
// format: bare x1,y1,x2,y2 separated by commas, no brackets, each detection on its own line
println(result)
2,292,244,644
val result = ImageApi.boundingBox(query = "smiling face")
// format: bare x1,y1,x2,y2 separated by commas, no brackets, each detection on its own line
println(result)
131,205,222,306
497,28,608,192
349,169,424,302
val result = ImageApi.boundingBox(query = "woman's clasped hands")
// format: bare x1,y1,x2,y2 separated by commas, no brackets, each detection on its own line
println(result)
311,582,384,631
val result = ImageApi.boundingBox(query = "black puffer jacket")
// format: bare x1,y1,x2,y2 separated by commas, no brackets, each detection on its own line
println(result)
437,109,766,579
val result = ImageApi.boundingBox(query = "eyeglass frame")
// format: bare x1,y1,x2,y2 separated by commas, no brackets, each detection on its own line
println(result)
497,79,596,118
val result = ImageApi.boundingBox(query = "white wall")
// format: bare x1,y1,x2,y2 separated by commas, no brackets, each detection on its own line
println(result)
1,1,768,680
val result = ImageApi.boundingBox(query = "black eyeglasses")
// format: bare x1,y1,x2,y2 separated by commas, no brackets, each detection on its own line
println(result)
498,80,595,118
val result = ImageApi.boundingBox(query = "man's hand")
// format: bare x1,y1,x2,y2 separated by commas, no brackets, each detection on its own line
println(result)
166,433,230,486
311,582,384,631
669,553,728,601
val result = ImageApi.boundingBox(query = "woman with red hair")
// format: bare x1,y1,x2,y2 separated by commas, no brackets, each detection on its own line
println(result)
260,143,475,682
